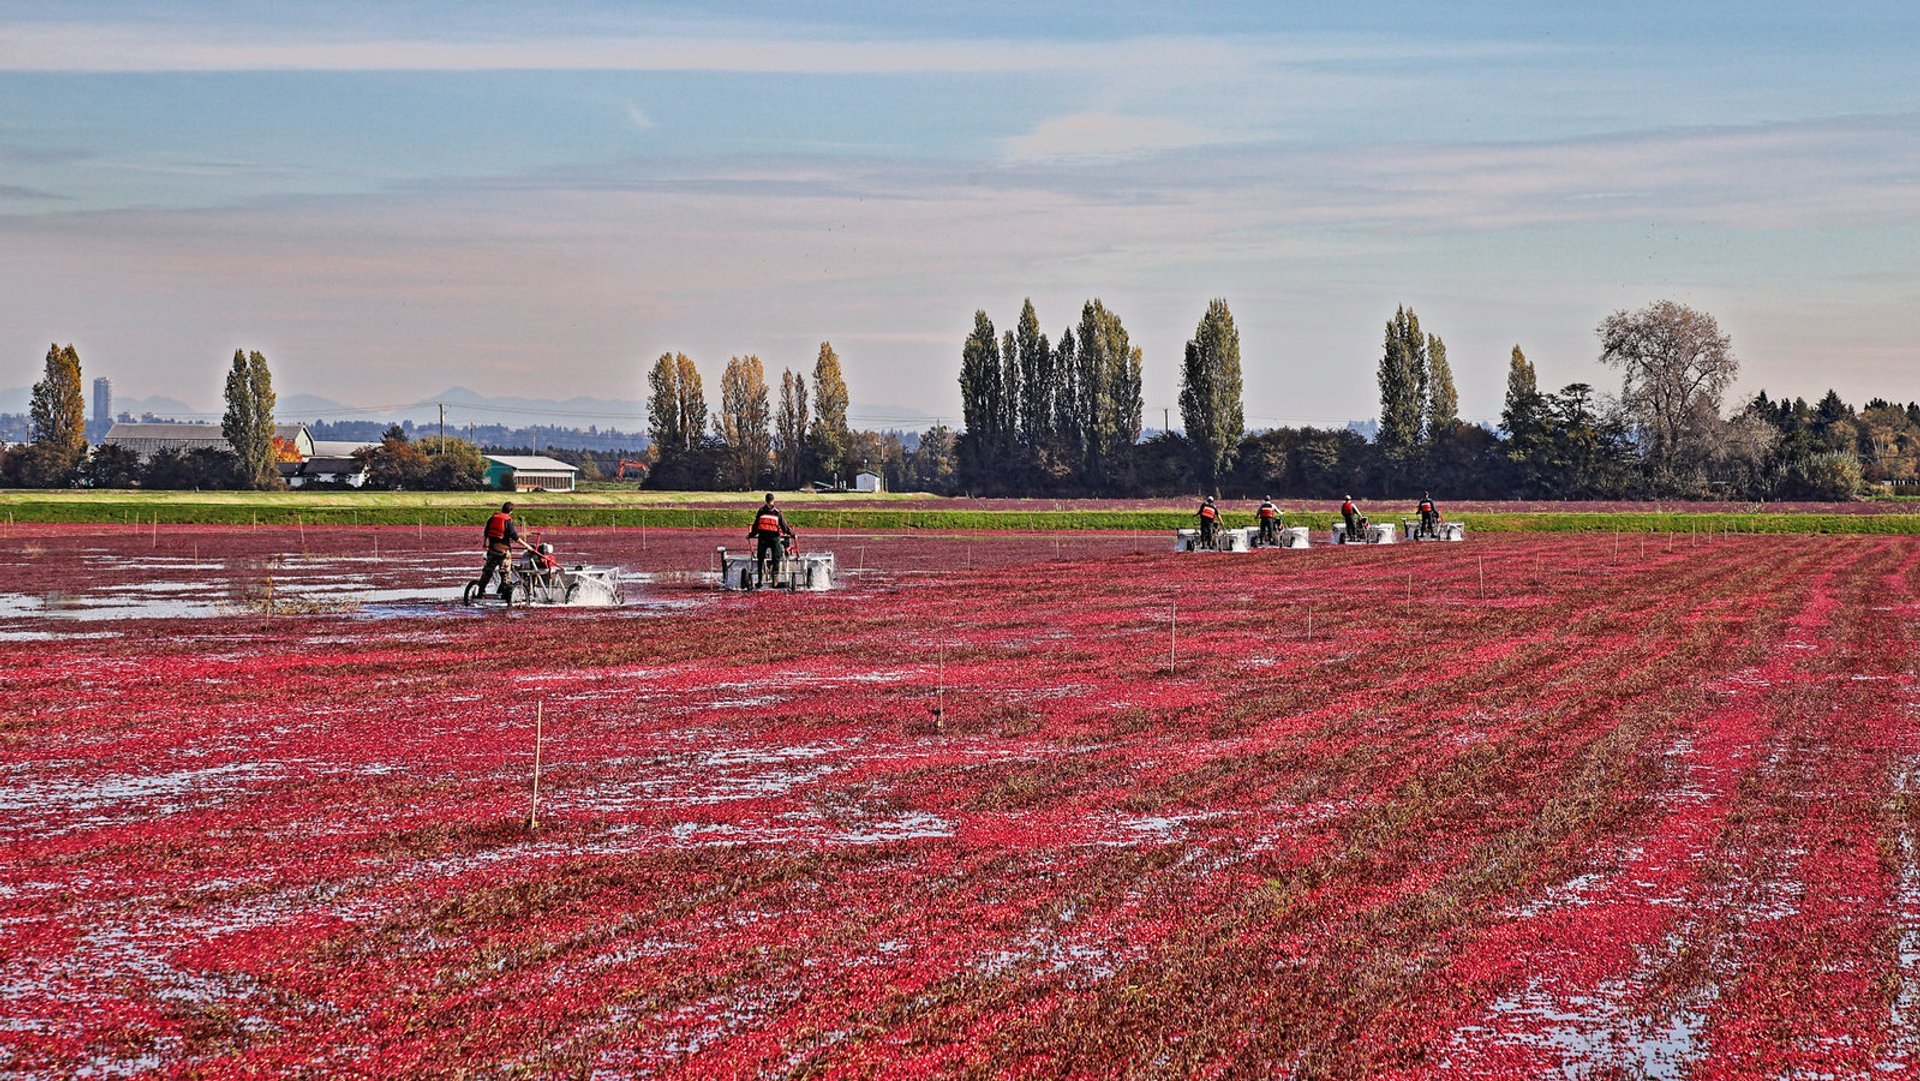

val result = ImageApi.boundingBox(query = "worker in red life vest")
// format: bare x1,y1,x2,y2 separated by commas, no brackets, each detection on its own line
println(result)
1196,495,1220,550
1416,491,1439,538
1255,497,1282,547
748,493,794,588
475,501,523,596
1340,495,1363,543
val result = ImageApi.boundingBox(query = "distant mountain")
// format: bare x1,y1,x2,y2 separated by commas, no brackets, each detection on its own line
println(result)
3,379,948,436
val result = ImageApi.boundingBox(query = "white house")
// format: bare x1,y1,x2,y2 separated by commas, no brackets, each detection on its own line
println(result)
853,470,884,493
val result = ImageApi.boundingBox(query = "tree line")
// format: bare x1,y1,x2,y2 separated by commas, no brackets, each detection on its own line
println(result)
642,342,957,492
953,297,1920,501
2,346,495,491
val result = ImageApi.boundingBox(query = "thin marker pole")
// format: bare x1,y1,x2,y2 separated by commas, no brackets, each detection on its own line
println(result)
529,700,544,831
1169,601,1177,675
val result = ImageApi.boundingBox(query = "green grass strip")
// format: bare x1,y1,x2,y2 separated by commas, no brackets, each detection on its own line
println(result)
2,492,1917,535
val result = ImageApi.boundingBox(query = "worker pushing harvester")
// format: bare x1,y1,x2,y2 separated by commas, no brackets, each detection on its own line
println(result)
1175,496,1308,551
1402,490,1467,542
462,501,623,606
720,494,836,591
1334,495,1397,544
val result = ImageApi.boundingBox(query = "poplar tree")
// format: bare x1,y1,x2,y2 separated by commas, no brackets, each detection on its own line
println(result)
646,352,706,455
28,343,87,485
809,341,852,483
716,355,771,488
1178,298,1244,492
774,368,809,487
1075,299,1142,485
1501,344,1538,434
1426,333,1458,434
221,349,280,489
1014,299,1052,448
957,311,1004,485
1377,306,1425,451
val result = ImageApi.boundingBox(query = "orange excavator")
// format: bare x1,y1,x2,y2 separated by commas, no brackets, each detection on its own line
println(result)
615,459,649,482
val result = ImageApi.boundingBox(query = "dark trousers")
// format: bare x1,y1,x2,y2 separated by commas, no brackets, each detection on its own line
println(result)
1419,510,1437,536
1199,520,1216,548
477,546,509,591
1342,513,1359,541
1258,518,1278,544
756,537,784,586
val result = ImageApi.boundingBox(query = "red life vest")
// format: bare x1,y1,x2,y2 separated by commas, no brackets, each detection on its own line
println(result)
485,512,511,541
1200,504,1218,520
755,511,781,533
1258,504,1277,519
1418,500,1435,514
1341,501,1356,516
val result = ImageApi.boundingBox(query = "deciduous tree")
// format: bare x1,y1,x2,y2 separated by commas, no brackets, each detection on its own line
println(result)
28,343,87,486
221,349,281,489
716,355,772,488
809,342,852,483
1597,300,1737,490
774,369,809,488
1178,298,1244,492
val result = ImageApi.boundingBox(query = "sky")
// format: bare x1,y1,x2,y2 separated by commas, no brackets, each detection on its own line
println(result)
2,1,1917,430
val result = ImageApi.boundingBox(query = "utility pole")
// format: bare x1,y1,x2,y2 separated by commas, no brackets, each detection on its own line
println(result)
438,403,445,445
1163,407,1171,434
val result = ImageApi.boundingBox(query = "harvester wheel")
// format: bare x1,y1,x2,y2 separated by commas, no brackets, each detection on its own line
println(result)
461,581,480,606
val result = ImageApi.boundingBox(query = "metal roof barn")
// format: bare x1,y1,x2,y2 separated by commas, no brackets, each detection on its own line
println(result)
484,455,580,492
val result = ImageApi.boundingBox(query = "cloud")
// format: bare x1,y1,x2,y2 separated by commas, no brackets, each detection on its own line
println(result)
0,23,1540,75
623,102,655,130
1003,113,1230,162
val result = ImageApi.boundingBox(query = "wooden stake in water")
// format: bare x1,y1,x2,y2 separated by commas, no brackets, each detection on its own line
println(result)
1307,605,1313,643
1478,556,1485,600
528,700,544,831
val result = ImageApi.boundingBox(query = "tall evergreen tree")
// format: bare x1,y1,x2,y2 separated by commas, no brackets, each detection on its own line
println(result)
1377,306,1425,451
221,349,280,489
1178,298,1245,492
715,355,771,488
1425,333,1458,434
809,342,852,483
774,369,809,487
28,343,87,485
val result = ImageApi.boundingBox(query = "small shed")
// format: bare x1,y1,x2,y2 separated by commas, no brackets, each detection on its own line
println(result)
853,470,884,493
484,455,580,493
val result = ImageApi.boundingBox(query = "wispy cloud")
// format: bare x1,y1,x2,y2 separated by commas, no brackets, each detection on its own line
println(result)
0,23,1540,75
1004,113,1233,162
622,102,655,131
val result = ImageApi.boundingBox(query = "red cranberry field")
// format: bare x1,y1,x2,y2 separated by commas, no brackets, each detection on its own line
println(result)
5,523,1919,1077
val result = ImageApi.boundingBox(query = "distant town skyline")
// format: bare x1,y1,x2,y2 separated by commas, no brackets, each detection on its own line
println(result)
4,2,1917,430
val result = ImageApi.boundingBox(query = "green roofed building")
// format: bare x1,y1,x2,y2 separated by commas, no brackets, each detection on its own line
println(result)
483,455,580,492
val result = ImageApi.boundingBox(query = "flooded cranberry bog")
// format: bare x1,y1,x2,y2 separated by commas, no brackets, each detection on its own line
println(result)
5,521,1920,1076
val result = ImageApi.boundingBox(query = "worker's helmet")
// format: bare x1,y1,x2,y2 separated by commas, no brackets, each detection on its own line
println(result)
537,543,554,555
1205,495,1215,503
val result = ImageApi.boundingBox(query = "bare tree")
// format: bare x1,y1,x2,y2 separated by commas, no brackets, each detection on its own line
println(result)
1597,300,1737,489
